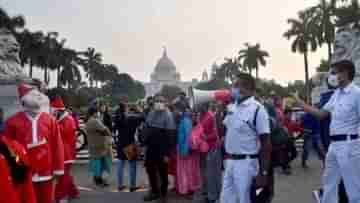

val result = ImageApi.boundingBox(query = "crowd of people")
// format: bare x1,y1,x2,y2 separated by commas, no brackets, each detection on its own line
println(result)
0,59,359,203
81,72,329,203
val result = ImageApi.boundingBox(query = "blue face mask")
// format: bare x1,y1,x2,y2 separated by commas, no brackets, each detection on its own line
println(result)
231,88,242,101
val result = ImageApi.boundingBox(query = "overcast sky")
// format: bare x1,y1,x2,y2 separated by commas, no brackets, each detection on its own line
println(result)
3,0,327,86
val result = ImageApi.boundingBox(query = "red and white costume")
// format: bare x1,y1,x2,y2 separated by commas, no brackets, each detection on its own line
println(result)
0,136,36,203
51,96,80,201
2,84,65,203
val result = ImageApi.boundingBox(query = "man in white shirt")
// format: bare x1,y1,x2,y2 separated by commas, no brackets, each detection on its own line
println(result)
297,60,360,203
222,73,272,203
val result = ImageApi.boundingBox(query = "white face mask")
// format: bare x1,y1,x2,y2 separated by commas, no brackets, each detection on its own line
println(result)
327,74,339,88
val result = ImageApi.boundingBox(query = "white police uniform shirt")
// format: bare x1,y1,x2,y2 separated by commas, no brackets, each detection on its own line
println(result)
224,97,270,155
323,82,360,136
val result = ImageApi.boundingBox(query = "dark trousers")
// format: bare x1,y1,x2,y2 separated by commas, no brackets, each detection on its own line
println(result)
250,165,274,203
145,158,169,196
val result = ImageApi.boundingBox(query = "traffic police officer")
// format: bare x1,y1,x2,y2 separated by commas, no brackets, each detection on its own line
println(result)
297,60,360,203
222,73,272,203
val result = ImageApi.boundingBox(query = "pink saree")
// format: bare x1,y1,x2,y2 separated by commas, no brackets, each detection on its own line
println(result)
175,151,202,194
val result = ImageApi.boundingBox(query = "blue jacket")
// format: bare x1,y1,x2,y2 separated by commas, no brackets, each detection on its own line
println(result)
302,113,320,135
177,113,192,156
319,90,334,150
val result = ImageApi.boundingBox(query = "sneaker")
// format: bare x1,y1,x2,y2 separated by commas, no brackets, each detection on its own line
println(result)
143,193,161,202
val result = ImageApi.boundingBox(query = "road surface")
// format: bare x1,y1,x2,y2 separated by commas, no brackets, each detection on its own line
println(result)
71,158,322,203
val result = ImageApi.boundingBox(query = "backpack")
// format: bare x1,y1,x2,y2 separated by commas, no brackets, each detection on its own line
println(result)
253,103,290,146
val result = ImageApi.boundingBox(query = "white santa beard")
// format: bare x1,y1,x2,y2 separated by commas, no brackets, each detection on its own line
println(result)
21,92,42,113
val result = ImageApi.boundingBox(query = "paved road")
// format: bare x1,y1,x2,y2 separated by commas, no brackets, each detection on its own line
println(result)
71,158,322,203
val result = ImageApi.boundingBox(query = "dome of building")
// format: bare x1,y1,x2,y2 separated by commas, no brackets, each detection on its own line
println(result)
154,48,177,74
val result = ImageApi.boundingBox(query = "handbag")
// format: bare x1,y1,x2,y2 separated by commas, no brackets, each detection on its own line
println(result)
123,143,138,160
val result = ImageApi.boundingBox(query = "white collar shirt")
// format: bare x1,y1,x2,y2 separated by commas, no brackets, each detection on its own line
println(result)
223,97,270,155
323,82,360,135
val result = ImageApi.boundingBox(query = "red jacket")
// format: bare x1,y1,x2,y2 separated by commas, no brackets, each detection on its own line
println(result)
0,137,36,203
283,116,304,135
58,112,77,164
200,111,220,150
2,112,65,182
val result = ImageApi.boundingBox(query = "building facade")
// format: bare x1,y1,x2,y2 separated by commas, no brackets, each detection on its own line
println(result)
143,48,198,97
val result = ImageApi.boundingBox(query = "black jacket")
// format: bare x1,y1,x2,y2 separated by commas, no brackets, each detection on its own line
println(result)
114,110,144,160
101,112,113,132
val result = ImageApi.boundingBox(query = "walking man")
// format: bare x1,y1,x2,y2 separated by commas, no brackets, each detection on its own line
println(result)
222,73,272,203
296,60,360,203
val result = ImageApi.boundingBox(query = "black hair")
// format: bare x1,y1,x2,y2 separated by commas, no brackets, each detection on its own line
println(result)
236,73,256,91
86,107,98,122
333,60,356,81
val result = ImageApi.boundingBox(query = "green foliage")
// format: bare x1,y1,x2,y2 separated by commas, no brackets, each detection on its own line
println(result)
47,87,91,108
195,79,230,90
316,59,330,72
256,80,288,98
102,73,145,104
286,80,307,99
218,58,242,82
159,85,184,101
0,7,25,32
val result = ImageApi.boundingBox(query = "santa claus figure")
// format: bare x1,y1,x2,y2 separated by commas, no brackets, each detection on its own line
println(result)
0,136,36,203
2,84,65,203
51,96,80,202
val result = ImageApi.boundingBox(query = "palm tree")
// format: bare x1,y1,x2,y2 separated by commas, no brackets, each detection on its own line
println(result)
59,48,82,89
0,7,25,32
16,30,44,77
79,47,102,88
333,0,360,27
219,57,242,83
307,0,336,61
238,43,269,79
284,11,318,101
37,32,58,84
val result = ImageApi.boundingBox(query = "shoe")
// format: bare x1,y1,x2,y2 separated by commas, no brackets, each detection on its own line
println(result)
143,193,160,202
160,196,168,203
130,186,140,192
302,161,309,169
101,179,110,187
282,168,292,175
312,189,322,203
118,185,126,192
94,177,103,187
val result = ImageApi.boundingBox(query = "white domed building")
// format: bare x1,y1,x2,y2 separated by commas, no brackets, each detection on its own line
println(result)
144,48,198,97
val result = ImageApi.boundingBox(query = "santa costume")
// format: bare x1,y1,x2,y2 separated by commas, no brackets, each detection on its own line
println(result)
51,96,80,201
0,136,36,203
2,84,65,203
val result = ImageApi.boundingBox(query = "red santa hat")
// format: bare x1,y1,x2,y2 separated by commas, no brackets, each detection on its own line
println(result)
50,96,65,110
17,84,35,99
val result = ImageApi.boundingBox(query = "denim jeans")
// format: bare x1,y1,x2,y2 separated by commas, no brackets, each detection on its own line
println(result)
302,133,324,162
117,160,137,188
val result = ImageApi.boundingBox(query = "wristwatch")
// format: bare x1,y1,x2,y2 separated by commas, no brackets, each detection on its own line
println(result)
261,170,268,176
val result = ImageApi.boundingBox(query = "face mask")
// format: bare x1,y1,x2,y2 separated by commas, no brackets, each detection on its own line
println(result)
327,74,339,88
231,88,242,101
